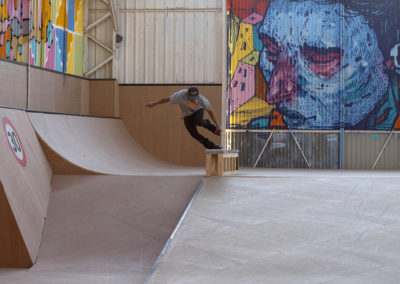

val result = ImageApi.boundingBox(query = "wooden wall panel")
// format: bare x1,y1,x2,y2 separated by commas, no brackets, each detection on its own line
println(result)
89,79,119,117
80,79,90,114
119,85,222,166
0,60,27,109
29,68,89,115
0,61,89,115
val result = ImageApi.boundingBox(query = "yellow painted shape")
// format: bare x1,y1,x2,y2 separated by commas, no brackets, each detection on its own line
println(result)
17,36,23,62
229,96,274,128
230,22,254,80
228,13,240,56
241,50,260,66
56,0,66,27
1,1,8,22
75,0,83,34
51,0,57,23
66,32,74,74
42,0,53,40
30,0,41,40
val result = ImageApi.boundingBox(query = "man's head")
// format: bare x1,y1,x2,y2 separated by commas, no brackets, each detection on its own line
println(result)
187,86,199,97
258,0,397,129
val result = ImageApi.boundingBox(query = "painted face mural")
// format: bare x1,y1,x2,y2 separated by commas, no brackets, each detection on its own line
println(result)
227,0,400,130
259,0,388,129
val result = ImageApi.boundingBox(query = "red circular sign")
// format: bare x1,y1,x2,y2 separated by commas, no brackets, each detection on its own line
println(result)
2,117,27,167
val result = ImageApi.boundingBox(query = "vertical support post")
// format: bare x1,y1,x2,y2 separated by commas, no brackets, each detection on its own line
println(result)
83,0,89,77
217,153,223,176
112,29,116,78
221,1,227,149
339,0,345,169
340,128,344,169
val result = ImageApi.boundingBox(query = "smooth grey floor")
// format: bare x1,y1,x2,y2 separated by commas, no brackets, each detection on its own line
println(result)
149,170,400,283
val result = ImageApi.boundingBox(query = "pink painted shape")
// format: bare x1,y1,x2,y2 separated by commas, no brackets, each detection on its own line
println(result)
45,29,56,70
7,0,16,18
23,0,30,19
266,52,297,105
228,62,255,114
30,48,35,65
1,20,8,44
242,13,263,25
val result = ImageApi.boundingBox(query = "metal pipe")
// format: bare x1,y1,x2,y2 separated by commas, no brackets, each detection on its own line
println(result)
85,56,114,76
290,129,311,168
87,34,114,53
372,131,394,169
85,12,111,32
253,130,274,168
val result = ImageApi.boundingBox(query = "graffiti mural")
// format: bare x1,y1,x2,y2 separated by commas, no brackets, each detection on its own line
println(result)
0,0,29,62
30,0,83,76
227,0,400,130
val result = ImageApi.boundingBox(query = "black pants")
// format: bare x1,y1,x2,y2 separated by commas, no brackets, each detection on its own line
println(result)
184,109,219,149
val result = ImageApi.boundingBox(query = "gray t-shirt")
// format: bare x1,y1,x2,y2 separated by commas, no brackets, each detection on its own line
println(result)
170,89,212,118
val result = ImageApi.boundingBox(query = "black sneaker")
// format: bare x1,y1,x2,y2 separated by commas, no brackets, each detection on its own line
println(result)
210,143,222,149
214,129,221,136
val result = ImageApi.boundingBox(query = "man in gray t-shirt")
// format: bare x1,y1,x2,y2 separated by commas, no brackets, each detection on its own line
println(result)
146,86,222,149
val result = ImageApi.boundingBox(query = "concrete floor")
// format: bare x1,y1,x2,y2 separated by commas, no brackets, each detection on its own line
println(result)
1,169,400,283
149,169,400,283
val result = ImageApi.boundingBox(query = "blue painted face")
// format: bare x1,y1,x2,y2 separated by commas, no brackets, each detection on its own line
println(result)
258,0,388,129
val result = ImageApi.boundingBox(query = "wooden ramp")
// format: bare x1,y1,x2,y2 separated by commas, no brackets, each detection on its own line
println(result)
0,175,203,283
0,108,52,267
28,113,199,176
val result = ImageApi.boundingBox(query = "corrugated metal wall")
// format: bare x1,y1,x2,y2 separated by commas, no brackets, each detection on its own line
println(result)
227,130,400,169
118,0,222,84
345,132,400,169
227,130,339,168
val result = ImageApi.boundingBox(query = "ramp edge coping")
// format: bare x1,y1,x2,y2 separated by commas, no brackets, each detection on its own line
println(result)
0,105,119,120
143,179,205,284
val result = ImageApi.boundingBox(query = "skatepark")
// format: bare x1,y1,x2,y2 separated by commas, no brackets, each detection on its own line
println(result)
1,107,400,283
1,0,400,283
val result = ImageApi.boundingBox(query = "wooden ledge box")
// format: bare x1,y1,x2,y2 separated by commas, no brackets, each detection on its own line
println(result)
205,149,239,177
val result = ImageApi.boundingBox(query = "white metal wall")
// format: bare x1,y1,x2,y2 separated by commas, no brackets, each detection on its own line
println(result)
86,0,116,79
118,0,222,84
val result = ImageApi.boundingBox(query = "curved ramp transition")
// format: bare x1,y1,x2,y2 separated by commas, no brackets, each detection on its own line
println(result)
29,113,200,175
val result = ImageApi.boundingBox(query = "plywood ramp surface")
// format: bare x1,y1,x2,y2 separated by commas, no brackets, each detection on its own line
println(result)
0,108,52,267
0,175,203,283
149,172,400,283
28,113,201,176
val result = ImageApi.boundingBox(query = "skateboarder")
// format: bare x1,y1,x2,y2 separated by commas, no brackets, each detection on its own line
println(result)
146,86,222,149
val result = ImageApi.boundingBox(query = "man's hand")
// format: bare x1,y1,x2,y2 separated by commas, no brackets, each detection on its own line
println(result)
146,102,156,108
146,97,170,108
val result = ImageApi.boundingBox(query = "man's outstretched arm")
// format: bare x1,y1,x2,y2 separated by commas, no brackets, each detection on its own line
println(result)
146,97,170,108
206,109,222,133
